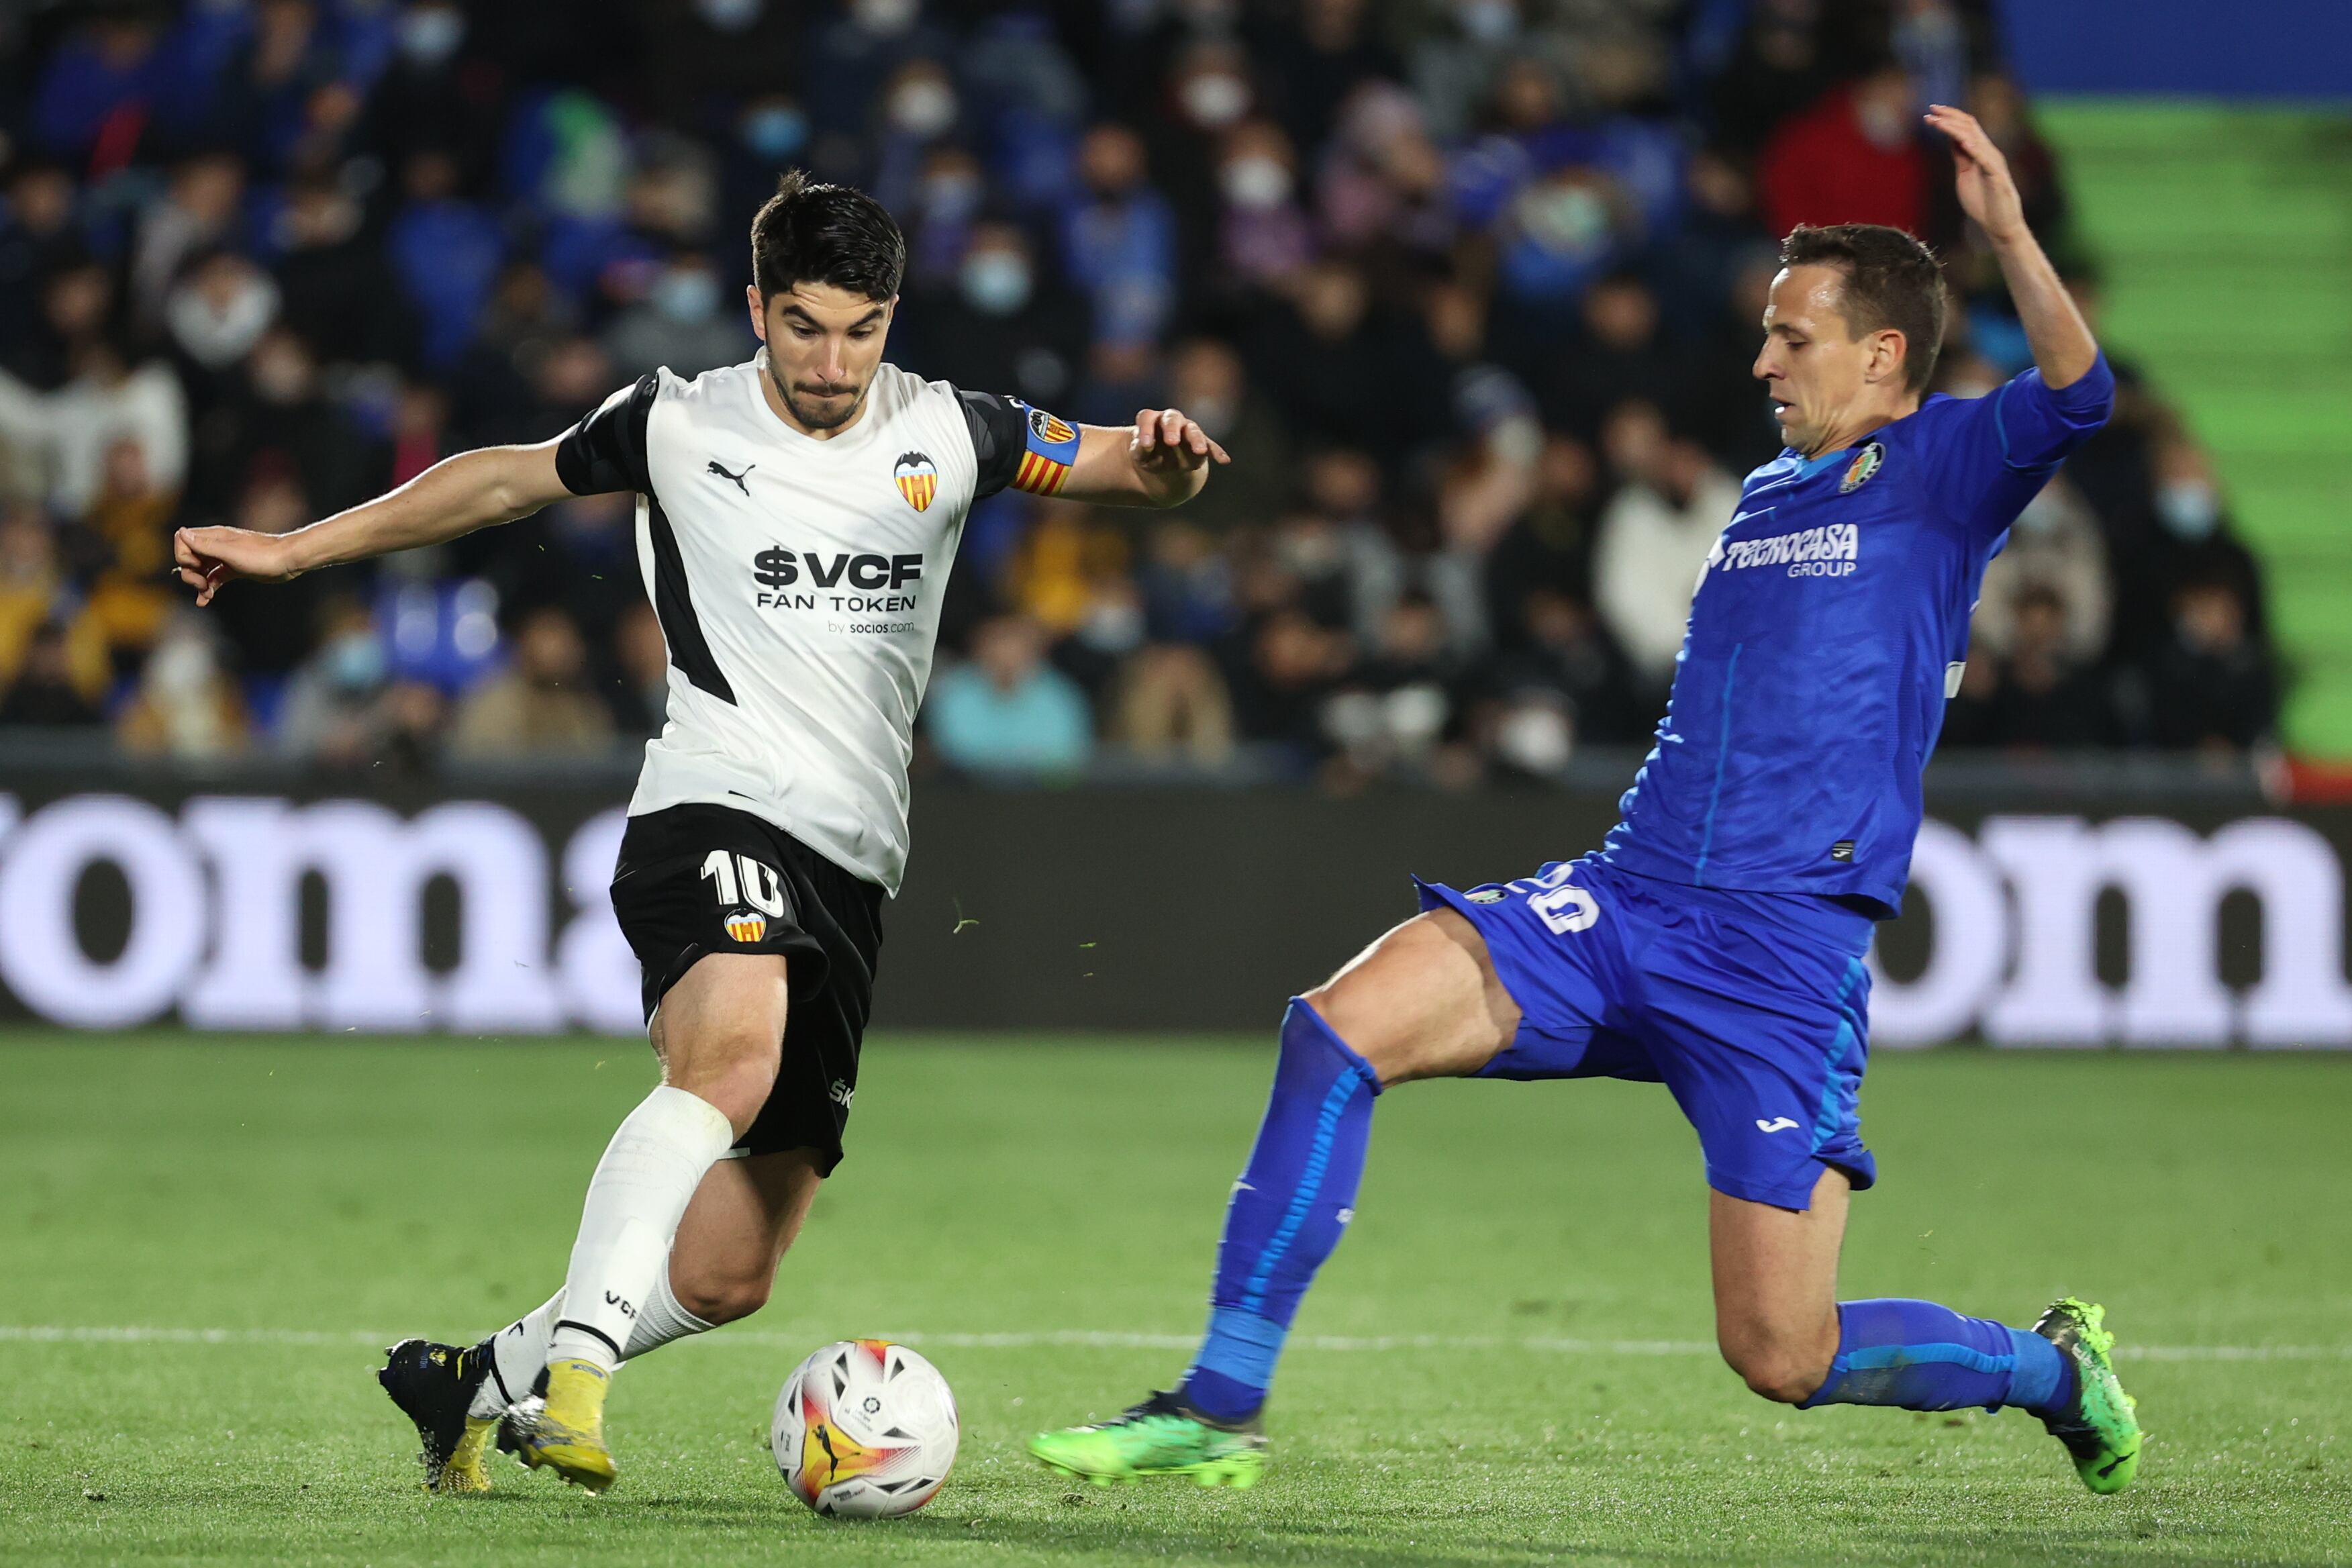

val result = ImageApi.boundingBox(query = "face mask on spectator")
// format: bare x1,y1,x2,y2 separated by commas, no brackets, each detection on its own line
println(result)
325,631,387,693
1496,699,1572,774
397,5,465,66
695,0,765,32
1457,0,1518,44
150,636,217,702
2015,487,2064,535
889,79,957,138
742,105,809,161
168,271,279,370
652,268,720,324
1220,155,1291,211
2157,480,2220,540
960,250,1032,315
1180,72,1250,129
1075,594,1145,654
852,0,920,36
1519,184,1609,254
1184,395,1238,439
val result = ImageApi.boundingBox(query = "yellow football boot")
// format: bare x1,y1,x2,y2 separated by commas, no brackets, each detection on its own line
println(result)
518,1357,619,1493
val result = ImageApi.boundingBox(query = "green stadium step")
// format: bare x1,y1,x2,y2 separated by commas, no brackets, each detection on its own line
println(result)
2041,100,2352,754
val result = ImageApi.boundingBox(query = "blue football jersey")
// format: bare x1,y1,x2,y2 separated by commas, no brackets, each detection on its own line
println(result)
1596,356,2116,915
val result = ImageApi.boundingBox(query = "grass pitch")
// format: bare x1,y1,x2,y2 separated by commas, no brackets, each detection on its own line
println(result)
1,1033,2348,1566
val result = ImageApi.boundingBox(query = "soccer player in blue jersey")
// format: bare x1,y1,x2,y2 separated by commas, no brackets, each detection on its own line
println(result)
1030,105,2143,1496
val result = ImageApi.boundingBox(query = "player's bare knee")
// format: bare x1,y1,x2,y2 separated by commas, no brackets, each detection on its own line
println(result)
1720,1335,1829,1405
675,1269,773,1326
1308,914,1505,1086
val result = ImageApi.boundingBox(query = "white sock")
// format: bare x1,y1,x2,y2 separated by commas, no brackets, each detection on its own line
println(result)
621,1257,717,1361
469,1288,565,1420
545,1085,736,1372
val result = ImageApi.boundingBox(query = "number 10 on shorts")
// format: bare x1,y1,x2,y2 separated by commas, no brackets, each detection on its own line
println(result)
701,850,787,917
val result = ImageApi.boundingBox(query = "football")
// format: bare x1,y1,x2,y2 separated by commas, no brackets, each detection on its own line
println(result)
771,1339,960,1517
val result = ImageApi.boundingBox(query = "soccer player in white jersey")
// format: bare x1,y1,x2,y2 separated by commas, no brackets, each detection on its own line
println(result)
173,173,1230,1494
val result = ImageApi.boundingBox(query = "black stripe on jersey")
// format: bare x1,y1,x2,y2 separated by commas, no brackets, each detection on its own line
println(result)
645,497,737,705
557,373,659,495
958,388,1030,499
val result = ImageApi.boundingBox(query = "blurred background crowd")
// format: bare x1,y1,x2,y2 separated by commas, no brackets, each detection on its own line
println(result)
0,0,2281,785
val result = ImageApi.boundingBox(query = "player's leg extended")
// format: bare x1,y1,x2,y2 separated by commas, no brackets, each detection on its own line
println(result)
1030,909,1520,1485
1711,1170,2141,1493
393,1150,824,1494
523,952,788,1491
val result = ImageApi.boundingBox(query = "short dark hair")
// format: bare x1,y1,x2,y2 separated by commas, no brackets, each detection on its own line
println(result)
750,170,905,304
1778,224,1946,393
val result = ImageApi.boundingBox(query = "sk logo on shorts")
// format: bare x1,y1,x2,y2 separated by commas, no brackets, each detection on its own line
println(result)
725,909,767,944
893,450,938,512
1839,442,1885,493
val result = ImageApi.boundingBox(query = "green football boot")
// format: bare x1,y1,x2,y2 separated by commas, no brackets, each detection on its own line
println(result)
2032,1297,2143,1494
1028,1391,1267,1488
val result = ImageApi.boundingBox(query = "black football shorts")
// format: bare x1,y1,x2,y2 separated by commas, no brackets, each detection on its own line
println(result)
609,803,884,1173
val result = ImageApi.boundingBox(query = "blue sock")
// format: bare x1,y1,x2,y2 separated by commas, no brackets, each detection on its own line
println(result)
1800,1298,2076,1415
1179,999,1380,1424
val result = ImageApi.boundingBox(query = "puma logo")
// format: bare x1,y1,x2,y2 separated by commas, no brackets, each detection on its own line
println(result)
707,458,754,494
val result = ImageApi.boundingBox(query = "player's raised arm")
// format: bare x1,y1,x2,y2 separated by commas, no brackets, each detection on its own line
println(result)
1062,407,1232,509
1926,103,2098,389
173,438,574,606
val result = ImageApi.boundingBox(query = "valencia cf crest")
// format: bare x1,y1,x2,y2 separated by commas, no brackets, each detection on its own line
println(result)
724,908,767,944
1027,406,1077,446
1839,442,1885,494
893,451,938,512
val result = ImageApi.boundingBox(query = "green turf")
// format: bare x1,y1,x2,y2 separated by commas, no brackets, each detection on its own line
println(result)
2,1033,2349,1565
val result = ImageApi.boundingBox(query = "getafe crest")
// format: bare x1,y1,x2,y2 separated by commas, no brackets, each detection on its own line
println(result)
893,451,938,512
1839,441,1885,494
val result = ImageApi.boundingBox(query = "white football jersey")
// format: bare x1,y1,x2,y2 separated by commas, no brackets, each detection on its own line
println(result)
555,352,1078,892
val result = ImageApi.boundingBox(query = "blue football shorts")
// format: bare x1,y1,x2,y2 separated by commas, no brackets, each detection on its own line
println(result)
1416,856,1877,1210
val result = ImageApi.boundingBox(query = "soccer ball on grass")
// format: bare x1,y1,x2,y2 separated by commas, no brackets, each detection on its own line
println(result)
772,1338,959,1517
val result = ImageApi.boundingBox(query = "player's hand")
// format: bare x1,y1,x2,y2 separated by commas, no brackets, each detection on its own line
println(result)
1130,407,1232,475
1926,103,2026,246
174,526,302,607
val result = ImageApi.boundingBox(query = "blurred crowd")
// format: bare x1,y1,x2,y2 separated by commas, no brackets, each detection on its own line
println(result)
0,0,2280,783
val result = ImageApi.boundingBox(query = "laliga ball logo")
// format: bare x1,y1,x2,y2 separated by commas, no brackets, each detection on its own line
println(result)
773,1339,959,1518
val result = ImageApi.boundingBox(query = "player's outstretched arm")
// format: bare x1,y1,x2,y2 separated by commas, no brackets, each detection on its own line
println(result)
1061,407,1232,509
1926,103,2098,389
174,440,574,605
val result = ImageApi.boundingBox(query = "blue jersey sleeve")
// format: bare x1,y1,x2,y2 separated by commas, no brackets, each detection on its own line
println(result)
1920,352,2115,541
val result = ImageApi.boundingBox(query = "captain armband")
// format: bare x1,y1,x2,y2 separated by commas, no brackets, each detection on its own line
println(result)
1008,402,1081,497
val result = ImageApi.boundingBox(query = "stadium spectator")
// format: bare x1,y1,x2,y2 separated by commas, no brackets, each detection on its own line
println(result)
1108,643,1237,769
0,620,105,728
1758,62,1930,240
1591,415,1736,698
448,604,615,759
116,614,252,759
2145,577,2277,754
275,595,397,768
607,601,669,739
925,615,1092,776
1969,583,2120,751
1971,477,2110,665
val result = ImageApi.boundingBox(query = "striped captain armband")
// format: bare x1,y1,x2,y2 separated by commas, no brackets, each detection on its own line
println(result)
1010,403,1082,496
